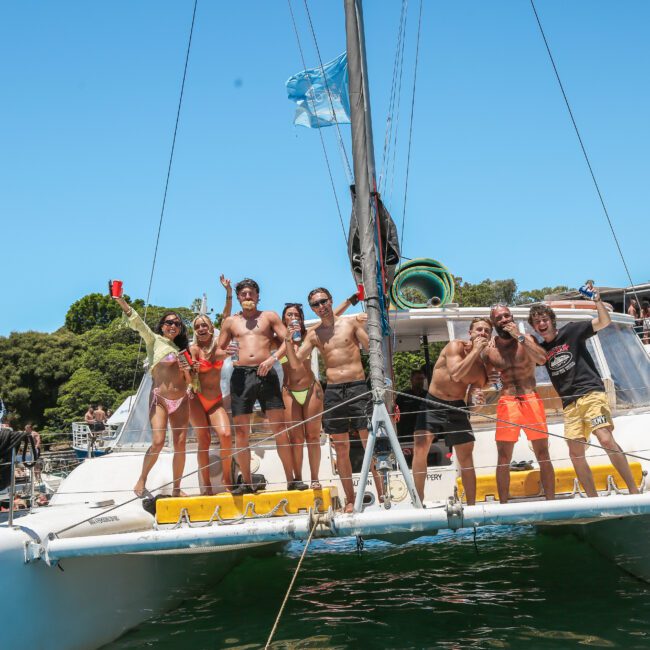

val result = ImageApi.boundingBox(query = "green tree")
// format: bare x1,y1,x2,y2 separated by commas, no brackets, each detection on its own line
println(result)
516,285,571,304
457,279,518,307
44,368,118,430
65,293,125,334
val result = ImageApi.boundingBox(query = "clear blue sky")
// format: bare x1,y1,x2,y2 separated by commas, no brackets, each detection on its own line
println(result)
2,1,649,335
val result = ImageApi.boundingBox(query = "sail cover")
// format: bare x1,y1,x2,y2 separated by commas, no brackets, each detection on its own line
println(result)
348,187,400,290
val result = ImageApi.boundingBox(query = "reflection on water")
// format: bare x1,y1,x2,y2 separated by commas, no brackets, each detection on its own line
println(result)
109,526,650,649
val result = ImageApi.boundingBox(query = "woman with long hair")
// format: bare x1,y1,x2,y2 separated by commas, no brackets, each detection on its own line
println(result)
188,276,233,494
113,295,191,497
282,302,323,489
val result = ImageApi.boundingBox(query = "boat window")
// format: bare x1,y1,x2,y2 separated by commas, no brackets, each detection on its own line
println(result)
451,319,478,341
597,323,650,408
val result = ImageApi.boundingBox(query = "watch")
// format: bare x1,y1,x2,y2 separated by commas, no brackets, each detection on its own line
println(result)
516,334,525,344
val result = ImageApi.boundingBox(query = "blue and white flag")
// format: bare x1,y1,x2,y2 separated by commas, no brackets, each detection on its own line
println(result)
286,52,350,128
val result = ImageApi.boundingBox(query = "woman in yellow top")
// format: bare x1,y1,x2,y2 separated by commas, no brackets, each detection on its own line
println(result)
113,295,192,497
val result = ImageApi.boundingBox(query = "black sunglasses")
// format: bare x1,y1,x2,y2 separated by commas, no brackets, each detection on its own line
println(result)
163,319,181,327
309,298,330,309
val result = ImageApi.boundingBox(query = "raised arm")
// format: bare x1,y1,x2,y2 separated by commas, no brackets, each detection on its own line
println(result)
220,275,233,320
258,313,289,377
501,321,546,365
591,290,611,332
112,296,154,347
216,317,234,350
285,329,317,370
354,316,370,352
446,339,487,383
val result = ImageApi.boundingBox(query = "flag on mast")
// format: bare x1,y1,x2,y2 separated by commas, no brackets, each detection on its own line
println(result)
286,52,350,128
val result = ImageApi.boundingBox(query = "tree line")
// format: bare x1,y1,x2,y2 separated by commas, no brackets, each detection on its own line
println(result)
0,279,568,430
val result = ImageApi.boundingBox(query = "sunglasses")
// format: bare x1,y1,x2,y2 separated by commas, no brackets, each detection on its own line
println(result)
163,319,181,327
309,298,330,309
284,302,303,308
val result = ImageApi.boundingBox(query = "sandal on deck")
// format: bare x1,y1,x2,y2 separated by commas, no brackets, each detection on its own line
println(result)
310,481,323,490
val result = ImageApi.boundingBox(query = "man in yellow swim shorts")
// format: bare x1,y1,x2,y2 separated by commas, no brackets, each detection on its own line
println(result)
529,293,639,497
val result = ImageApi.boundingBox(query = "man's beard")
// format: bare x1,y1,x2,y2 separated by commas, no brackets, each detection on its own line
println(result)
495,325,510,339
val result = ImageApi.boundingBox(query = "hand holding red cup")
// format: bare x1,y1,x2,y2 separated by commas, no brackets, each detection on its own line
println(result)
108,280,124,298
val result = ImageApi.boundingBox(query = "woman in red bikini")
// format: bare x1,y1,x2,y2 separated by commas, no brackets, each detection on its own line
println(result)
188,276,233,494
282,303,323,490
113,295,192,497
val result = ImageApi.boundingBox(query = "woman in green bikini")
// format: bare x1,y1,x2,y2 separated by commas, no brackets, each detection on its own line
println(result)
282,303,323,490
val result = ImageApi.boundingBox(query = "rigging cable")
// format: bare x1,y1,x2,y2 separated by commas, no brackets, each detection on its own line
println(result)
378,0,409,195
129,0,199,392
399,0,423,259
302,0,354,183
287,0,349,246
530,0,641,305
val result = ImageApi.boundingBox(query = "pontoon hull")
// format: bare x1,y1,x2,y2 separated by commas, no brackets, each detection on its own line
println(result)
0,527,279,650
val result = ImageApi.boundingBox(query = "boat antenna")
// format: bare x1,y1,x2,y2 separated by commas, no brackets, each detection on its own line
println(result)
344,0,422,510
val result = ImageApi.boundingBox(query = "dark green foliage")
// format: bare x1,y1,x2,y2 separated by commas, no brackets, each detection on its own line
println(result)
64,293,125,334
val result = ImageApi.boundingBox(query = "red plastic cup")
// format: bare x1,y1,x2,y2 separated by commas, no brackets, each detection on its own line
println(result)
109,280,123,298
357,283,365,301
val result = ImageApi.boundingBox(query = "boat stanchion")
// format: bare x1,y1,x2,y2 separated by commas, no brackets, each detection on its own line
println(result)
446,495,464,531
8,447,16,528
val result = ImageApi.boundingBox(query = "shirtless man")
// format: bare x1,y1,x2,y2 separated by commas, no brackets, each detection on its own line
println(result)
484,305,555,504
217,279,294,495
412,317,492,504
284,287,382,512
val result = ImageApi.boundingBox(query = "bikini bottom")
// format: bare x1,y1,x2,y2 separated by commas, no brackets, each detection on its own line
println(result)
151,387,190,415
197,392,223,413
286,380,315,407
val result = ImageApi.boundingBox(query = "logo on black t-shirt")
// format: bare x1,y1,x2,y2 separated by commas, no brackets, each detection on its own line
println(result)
545,343,575,375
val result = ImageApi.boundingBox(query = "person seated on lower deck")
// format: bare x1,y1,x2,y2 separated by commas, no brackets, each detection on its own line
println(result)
529,297,639,497
412,317,491,505
395,367,428,458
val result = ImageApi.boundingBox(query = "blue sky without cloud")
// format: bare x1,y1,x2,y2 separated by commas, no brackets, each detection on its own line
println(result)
2,1,648,335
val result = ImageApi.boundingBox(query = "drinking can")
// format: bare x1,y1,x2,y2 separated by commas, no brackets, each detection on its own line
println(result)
491,371,503,392
230,340,239,362
579,285,595,300
290,319,302,342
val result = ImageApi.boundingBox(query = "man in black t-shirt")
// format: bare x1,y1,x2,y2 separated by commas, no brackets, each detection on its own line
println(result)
528,295,639,497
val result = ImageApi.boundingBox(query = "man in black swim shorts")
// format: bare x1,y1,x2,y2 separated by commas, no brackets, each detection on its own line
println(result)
285,287,383,512
218,279,295,494
412,318,492,504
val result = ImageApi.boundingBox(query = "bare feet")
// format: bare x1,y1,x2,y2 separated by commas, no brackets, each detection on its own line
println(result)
171,489,188,498
133,479,147,498
310,480,322,490
344,502,354,514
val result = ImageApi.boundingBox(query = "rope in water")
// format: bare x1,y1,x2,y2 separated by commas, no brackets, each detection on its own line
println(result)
264,515,318,650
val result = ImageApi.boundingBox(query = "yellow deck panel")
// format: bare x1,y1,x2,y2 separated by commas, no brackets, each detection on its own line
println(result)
457,462,643,503
156,487,339,524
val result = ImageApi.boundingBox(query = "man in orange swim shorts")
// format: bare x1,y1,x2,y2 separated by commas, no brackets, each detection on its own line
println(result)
484,305,555,503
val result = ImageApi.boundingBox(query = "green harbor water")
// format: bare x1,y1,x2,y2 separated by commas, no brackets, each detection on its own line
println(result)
108,526,650,649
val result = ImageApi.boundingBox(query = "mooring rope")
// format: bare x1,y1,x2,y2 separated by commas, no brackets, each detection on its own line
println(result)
264,515,318,650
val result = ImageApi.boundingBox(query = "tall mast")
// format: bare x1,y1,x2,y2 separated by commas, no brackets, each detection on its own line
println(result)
344,0,385,393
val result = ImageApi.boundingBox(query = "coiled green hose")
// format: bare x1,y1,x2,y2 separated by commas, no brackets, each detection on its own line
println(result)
389,258,455,309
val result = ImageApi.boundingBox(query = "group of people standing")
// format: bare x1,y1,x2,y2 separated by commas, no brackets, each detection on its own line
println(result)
113,278,370,509
112,277,640,510
411,293,639,505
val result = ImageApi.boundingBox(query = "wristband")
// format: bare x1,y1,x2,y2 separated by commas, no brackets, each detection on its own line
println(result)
348,293,360,306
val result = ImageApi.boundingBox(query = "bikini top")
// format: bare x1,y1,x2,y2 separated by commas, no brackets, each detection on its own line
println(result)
197,357,224,373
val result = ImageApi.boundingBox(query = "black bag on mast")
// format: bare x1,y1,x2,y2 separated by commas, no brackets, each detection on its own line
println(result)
347,185,400,291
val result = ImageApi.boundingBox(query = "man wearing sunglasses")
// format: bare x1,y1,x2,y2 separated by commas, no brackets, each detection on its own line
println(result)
218,278,295,495
284,287,383,512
